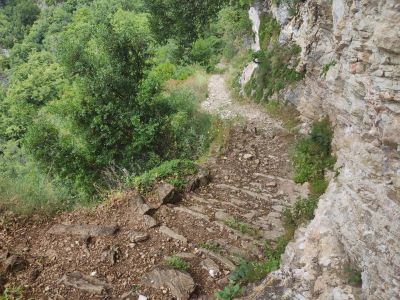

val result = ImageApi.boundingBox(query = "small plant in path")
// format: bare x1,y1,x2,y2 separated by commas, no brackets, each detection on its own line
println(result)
130,159,198,193
345,266,362,286
215,283,242,300
199,241,220,252
165,255,189,271
224,218,259,237
0,285,24,300
320,60,336,78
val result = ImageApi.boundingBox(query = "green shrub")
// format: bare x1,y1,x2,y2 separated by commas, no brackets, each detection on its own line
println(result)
263,100,300,131
0,285,24,300
0,0,41,48
199,241,220,252
224,218,259,237
215,283,242,300
320,60,336,78
292,117,335,184
191,36,222,71
216,5,252,60
310,178,329,196
165,255,189,271
345,266,362,286
283,196,319,230
245,15,304,102
130,159,198,193
0,141,74,215
229,258,279,284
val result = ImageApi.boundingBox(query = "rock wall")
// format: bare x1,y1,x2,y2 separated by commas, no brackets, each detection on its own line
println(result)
245,0,400,299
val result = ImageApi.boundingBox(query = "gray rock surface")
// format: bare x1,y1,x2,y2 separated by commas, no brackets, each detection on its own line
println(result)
60,271,111,294
243,0,400,299
157,183,179,205
142,267,195,300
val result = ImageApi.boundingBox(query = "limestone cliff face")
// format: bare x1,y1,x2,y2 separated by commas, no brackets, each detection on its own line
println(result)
245,0,400,299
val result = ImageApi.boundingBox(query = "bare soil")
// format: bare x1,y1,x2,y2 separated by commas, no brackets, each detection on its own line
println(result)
0,74,307,299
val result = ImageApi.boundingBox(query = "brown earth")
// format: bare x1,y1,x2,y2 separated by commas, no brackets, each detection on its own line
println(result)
0,75,307,299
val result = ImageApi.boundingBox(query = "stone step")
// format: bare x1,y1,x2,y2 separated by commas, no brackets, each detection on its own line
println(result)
173,206,210,221
158,226,187,243
190,194,249,212
213,221,260,243
215,184,271,202
198,248,236,271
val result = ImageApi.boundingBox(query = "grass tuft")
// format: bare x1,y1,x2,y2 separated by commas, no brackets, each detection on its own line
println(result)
345,266,362,286
199,241,220,252
129,159,198,193
165,255,189,271
224,218,259,237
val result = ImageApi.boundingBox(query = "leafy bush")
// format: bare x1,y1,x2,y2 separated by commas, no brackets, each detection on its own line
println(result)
0,285,24,300
245,15,304,102
320,60,336,78
263,100,300,131
145,0,227,46
0,141,73,215
282,196,319,231
215,5,252,60
246,45,304,102
199,241,220,252
345,266,362,286
130,160,198,193
165,255,189,271
215,283,242,300
292,117,335,184
224,218,259,237
0,0,41,48
191,36,222,70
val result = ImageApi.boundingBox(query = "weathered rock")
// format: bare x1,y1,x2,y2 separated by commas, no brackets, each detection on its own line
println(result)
47,224,119,237
242,0,400,299
120,290,133,299
159,226,187,243
129,194,151,215
174,206,210,221
0,273,6,293
157,183,180,205
141,215,158,229
214,211,230,221
200,258,220,278
60,271,111,294
186,168,211,192
128,231,149,243
142,267,195,300
2,255,28,273
243,153,254,160
101,246,121,266
175,253,196,259
198,248,236,271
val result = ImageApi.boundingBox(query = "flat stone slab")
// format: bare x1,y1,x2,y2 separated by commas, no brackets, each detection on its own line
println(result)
174,207,210,221
129,194,151,215
157,183,180,205
48,224,119,237
159,226,187,243
200,258,220,278
198,248,236,271
60,271,111,294
128,230,149,243
141,215,158,229
142,267,194,300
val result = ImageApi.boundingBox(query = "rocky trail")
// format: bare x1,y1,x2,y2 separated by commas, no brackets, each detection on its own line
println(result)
0,74,308,299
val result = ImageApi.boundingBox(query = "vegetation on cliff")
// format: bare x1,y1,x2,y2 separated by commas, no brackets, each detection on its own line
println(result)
0,0,254,214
